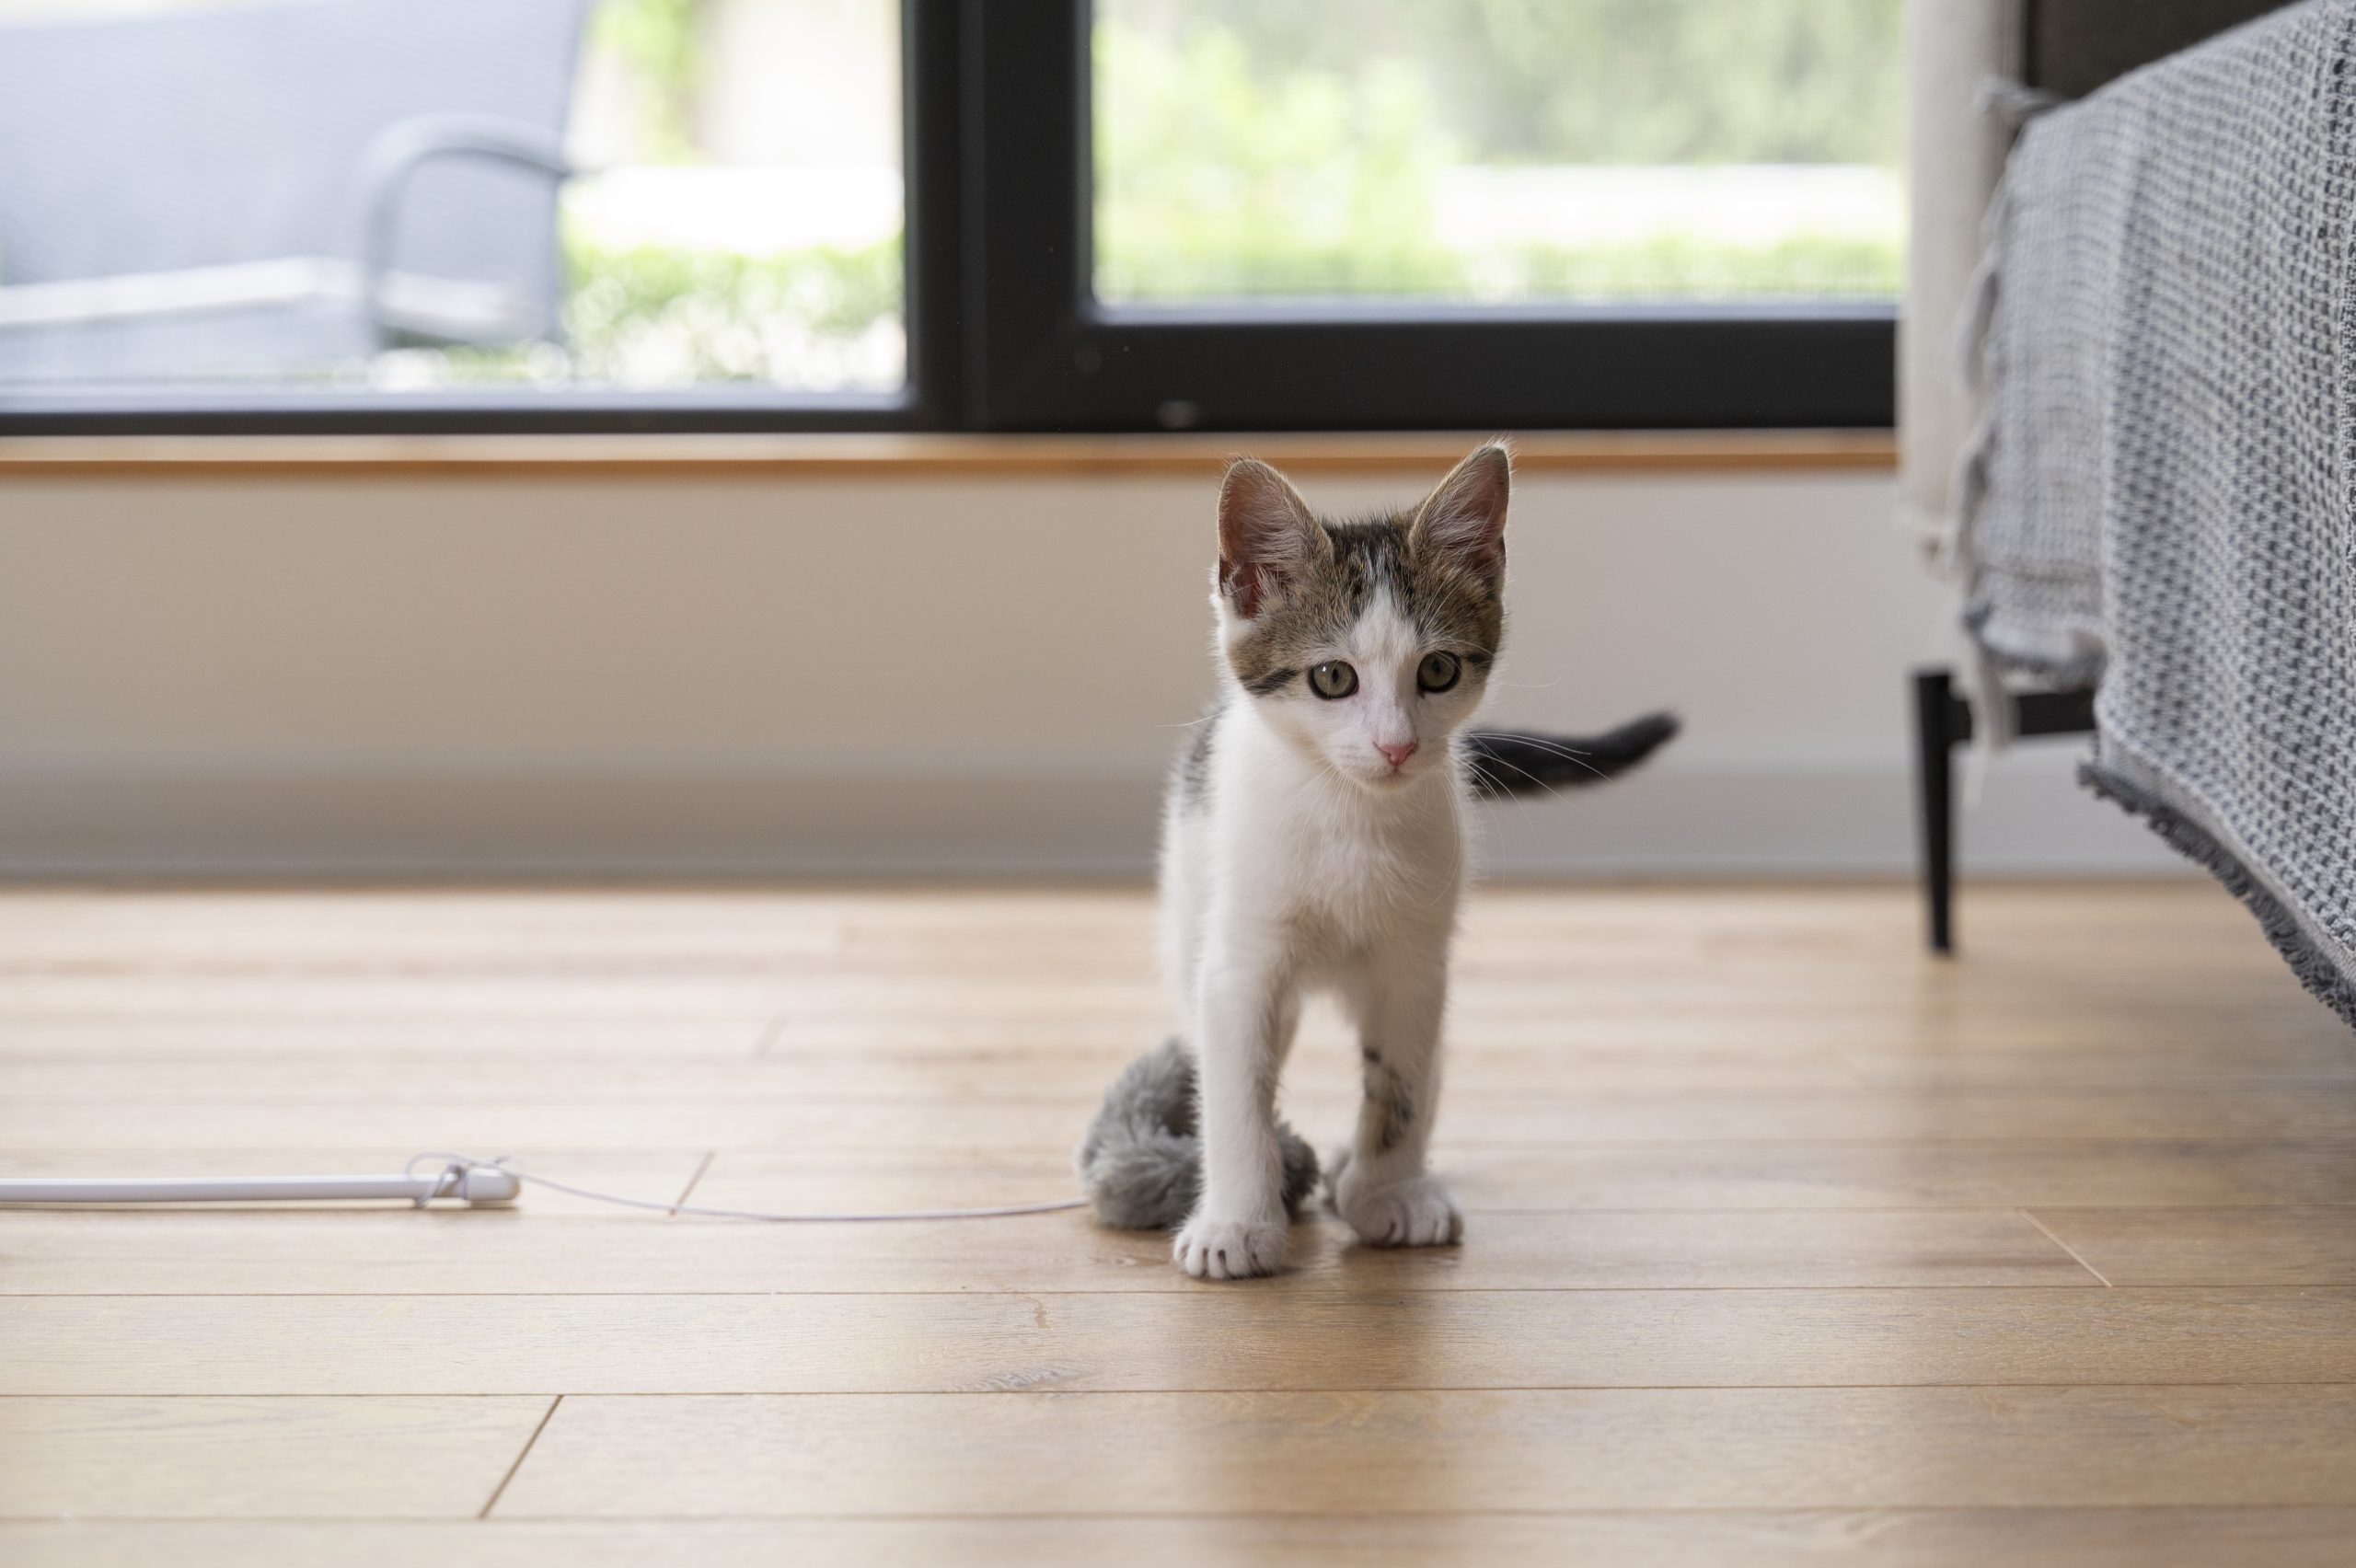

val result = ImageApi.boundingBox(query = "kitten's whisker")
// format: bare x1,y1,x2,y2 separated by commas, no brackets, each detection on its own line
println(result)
1490,734,1594,760
1480,733,1608,780
1473,752,1576,796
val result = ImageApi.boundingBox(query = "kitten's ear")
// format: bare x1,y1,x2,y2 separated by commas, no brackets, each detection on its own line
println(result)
1217,456,1322,618
1411,442,1511,577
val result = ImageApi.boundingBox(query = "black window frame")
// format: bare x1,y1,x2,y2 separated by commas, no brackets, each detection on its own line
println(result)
0,0,1894,437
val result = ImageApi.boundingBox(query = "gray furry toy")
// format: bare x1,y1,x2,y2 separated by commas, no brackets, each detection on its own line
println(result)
1075,1038,1321,1229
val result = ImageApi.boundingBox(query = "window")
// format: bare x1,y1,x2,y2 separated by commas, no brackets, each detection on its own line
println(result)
1092,1,1902,308
0,0,1896,434
0,0,932,432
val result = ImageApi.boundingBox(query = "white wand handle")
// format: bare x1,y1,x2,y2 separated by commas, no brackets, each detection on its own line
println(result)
0,1167,521,1205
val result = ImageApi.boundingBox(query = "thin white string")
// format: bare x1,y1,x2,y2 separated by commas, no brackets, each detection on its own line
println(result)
403,1151,1087,1222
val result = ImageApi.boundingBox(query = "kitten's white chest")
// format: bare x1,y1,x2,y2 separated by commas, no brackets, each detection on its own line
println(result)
1224,716,1462,952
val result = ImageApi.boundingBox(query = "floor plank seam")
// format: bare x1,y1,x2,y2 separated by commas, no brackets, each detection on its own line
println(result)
18,1128,2356,1152
21,1504,2356,1526
464,1503,2356,1516
18,1381,2352,1400
0,1284,2164,1297
2020,1210,2116,1286
668,1152,717,1216
476,1395,561,1520
426,1504,2356,1522
10,1203,2356,1217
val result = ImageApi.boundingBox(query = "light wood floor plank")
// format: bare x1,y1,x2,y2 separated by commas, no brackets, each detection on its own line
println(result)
0,1396,550,1519
2030,1206,2356,1286
0,1020,771,1055
498,1386,2356,1515
5,1006,2339,1056
1427,1141,2356,1209
1841,1048,2356,1088
9,1087,2356,1151
13,1288,2350,1396
0,1047,1871,1112
0,1208,2091,1295
7,1066,2356,1142
683,1140,2356,1213
8,1511,2356,1568
0,975,802,1023
9,1061,2354,1152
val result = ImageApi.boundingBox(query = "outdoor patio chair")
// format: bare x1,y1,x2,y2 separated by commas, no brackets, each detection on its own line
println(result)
0,0,588,388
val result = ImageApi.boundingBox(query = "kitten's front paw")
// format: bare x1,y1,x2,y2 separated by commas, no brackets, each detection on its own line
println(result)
1334,1170,1463,1249
1172,1216,1288,1280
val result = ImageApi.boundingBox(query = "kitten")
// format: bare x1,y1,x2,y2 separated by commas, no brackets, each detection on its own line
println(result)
1144,443,1672,1279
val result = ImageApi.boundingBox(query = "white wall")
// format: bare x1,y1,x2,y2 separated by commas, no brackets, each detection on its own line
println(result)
0,463,2181,878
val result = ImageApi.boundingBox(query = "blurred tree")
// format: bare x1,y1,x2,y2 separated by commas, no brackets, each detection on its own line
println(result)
1100,0,1901,167
1093,0,1903,301
1094,23,1464,297
593,0,706,163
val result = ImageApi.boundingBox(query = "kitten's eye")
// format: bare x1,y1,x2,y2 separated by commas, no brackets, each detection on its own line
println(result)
1417,651,1462,693
1309,661,1358,699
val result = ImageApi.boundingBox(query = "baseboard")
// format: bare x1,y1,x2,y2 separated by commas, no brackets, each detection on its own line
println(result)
0,747,2187,881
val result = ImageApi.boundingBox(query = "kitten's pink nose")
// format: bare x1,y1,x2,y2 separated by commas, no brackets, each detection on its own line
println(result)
1376,739,1419,768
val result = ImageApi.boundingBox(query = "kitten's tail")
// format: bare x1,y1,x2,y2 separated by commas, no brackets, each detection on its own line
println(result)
1462,711,1680,798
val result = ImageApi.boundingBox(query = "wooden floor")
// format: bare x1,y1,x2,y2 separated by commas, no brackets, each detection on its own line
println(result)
3,882,2355,1566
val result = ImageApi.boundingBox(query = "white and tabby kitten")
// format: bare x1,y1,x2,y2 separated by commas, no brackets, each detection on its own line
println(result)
1089,444,1672,1279
1161,444,1514,1278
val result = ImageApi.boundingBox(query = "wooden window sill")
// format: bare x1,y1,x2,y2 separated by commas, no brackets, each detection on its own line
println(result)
0,429,1894,479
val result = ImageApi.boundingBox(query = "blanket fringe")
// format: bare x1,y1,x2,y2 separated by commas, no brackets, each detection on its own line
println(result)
2082,763,2356,1030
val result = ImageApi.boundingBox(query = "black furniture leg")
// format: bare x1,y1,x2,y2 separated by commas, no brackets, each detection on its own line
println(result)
1911,667,2100,956
1912,669,1959,954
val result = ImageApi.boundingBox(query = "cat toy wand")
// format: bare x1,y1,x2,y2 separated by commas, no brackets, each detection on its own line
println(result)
0,1161,522,1207
0,1151,1088,1220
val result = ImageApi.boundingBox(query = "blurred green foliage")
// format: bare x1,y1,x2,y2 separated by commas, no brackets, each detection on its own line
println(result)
487,0,1903,381
1092,0,1903,302
1098,0,1903,166
558,231,900,383
592,0,705,163
438,232,899,386
1094,25,1466,299
568,232,899,345
1512,235,1898,300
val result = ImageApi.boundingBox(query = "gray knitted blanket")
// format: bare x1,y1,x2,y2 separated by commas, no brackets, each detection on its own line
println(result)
1960,0,2356,1025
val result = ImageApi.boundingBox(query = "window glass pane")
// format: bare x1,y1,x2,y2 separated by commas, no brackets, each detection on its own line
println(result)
0,0,902,400
1092,0,1901,306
